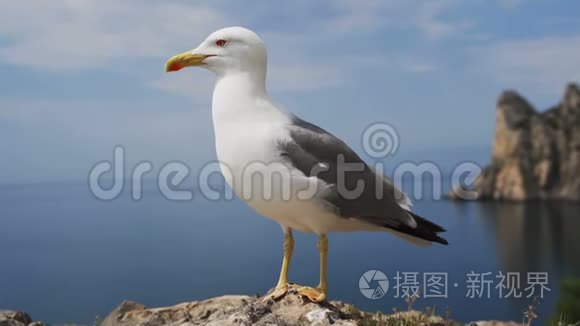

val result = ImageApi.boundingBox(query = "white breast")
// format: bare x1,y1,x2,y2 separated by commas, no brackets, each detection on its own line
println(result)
210,74,378,234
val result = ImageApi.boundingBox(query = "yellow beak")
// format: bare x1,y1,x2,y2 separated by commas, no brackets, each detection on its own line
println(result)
164,52,213,72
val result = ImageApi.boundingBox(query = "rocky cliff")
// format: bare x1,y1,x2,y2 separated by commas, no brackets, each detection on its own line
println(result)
451,83,580,201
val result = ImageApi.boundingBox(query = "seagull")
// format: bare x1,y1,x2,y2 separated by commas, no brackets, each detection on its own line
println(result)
165,26,447,303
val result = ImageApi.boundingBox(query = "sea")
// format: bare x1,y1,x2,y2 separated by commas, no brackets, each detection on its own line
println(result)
0,180,579,324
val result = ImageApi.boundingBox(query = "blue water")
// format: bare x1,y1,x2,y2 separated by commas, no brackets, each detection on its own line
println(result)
0,181,579,324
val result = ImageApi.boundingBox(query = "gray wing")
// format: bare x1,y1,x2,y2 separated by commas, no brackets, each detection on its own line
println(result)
279,115,447,245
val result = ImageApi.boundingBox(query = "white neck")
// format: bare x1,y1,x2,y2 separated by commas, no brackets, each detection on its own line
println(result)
208,65,293,173
211,70,269,122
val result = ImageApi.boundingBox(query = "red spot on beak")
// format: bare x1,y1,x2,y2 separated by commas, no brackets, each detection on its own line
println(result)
167,62,182,72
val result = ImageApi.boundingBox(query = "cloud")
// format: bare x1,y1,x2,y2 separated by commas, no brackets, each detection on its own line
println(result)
413,0,475,41
343,53,437,74
321,0,473,41
269,65,344,92
477,35,580,96
0,0,465,96
405,62,438,73
0,97,213,157
150,72,215,100
0,1,349,93
318,0,391,33
496,0,522,9
0,1,226,69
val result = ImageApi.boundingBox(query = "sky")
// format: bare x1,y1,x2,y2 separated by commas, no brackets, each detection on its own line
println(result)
1,0,580,183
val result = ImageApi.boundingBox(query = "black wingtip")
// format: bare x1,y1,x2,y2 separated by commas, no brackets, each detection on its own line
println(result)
435,236,449,246
408,210,446,233
402,210,449,246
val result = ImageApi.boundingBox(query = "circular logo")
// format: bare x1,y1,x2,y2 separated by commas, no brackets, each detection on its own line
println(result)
361,122,399,158
359,269,389,299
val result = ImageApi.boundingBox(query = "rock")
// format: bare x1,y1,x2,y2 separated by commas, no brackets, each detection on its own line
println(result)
468,322,522,326
0,310,40,326
1,293,522,326
99,292,452,326
101,294,345,326
449,82,580,201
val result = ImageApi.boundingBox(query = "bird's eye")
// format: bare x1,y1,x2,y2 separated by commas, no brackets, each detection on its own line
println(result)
215,39,227,47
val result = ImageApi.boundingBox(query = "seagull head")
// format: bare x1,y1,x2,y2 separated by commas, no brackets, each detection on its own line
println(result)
165,26,267,77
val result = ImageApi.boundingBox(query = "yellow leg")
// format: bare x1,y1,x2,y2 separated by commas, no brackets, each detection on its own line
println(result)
277,229,294,286
317,234,328,293
296,234,328,303
262,228,294,301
